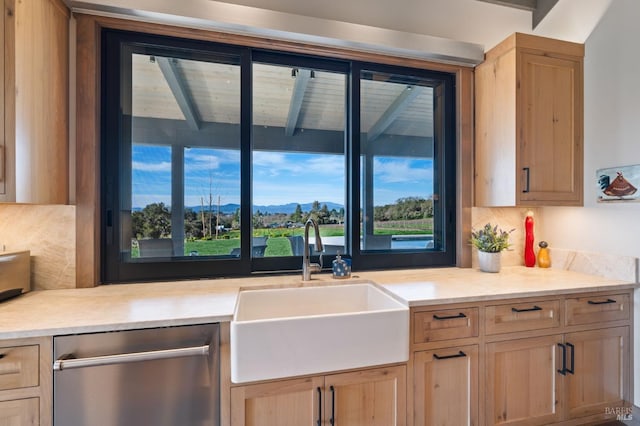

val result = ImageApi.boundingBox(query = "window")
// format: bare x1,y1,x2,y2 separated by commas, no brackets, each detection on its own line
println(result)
102,30,456,283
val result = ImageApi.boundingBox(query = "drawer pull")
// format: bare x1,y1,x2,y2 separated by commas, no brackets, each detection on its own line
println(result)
433,312,467,320
0,354,5,360
587,298,616,305
433,351,466,360
511,305,542,313
557,343,567,376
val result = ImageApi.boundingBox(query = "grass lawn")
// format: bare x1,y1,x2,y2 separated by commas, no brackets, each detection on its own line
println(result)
132,220,433,257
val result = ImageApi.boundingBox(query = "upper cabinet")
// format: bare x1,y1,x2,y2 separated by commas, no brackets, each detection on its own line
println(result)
475,33,584,207
1,0,69,204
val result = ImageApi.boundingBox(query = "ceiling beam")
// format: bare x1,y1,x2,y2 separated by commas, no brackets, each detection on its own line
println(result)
476,0,559,29
367,85,423,142
156,57,202,131
284,69,312,136
532,0,559,29
476,0,536,11
131,116,433,158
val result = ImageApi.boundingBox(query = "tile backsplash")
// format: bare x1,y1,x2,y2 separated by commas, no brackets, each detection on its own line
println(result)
0,204,76,290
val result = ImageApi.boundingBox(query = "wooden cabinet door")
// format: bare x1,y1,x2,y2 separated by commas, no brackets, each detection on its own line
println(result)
0,398,39,426
518,52,583,205
414,345,478,426
564,327,629,419
325,365,406,426
486,335,564,426
230,376,323,426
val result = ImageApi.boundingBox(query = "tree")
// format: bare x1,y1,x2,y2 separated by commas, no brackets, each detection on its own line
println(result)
132,202,171,239
290,204,303,223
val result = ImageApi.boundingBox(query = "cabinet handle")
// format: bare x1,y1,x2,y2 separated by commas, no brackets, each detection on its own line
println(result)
433,312,466,320
433,351,466,360
511,305,542,313
329,385,335,426
557,343,567,375
316,387,322,426
566,342,575,374
522,167,530,193
0,353,5,360
587,298,616,305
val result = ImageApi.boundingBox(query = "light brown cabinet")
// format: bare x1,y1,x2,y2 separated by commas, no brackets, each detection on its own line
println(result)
413,345,478,426
230,364,406,426
0,337,52,426
483,292,630,426
475,33,584,207
1,0,69,203
486,335,564,425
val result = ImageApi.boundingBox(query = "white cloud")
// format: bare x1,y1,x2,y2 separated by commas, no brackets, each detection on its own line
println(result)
373,158,431,183
132,161,171,172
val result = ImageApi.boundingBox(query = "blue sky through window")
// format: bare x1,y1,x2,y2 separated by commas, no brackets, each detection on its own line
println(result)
132,145,433,209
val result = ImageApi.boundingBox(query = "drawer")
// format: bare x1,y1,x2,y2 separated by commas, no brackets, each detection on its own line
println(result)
486,299,560,335
566,293,630,326
0,345,39,391
413,307,479,343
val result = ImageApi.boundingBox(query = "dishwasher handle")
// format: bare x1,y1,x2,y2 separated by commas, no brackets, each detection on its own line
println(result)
53,344,210,371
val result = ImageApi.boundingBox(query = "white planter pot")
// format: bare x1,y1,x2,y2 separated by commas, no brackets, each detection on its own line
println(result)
477,251,501,273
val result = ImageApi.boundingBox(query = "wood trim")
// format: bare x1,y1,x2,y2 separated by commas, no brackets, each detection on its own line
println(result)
73,13,472,286
75,14,101,288
457,67,473,267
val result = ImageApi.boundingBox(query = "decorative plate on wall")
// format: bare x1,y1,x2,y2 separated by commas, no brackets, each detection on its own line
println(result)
597,164,640,202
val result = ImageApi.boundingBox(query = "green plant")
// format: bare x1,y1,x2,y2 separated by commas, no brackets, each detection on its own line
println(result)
470,223,514,253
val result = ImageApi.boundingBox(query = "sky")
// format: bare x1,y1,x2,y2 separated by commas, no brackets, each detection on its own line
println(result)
131,145,434,208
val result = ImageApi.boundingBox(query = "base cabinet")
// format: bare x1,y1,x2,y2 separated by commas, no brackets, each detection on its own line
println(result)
565,327,629,420
486,335,563,426
413,345,478,426
230,364,406,426
0,337,52,426
0,398,39,426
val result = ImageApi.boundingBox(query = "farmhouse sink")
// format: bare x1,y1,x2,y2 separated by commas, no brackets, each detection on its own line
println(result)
230,282,409,383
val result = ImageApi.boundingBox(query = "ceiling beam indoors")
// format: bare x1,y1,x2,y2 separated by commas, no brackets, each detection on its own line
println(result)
156,57,203,131
476,0,559,29
285,69,312,137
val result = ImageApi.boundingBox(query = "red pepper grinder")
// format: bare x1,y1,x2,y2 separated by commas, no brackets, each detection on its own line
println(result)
524,211,536,267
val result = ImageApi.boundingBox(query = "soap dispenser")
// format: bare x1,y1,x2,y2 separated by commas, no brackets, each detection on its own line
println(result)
332,252,351,279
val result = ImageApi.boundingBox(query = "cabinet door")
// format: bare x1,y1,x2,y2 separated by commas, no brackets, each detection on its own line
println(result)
230,376,323,426
486,335,564,425
518,52,582,205
565,327,629,419
414,345,478,426
0,398,39,426
325,365,406,426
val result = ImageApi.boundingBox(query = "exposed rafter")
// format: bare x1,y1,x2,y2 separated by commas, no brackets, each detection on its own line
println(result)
156,57,202,130
367,85,423,142
476,0,559,29
285,69,312,136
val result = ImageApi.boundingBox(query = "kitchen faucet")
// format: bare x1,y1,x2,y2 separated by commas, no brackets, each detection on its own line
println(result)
302,218,324,281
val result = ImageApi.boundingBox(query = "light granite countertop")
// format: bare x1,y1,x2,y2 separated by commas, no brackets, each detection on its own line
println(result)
0,266,636,340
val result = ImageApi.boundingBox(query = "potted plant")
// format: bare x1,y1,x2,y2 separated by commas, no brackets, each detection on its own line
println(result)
470,223,514,273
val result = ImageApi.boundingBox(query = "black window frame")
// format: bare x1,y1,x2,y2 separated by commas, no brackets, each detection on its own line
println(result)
101,29,457,283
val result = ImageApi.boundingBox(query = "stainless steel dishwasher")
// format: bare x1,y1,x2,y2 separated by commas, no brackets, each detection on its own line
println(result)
53,323,219,426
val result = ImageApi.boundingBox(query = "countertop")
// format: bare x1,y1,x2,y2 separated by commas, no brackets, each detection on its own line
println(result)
0,266,636,340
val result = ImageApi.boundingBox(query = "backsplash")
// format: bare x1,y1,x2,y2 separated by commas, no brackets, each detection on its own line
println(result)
0,204,76,290
471,207,543,268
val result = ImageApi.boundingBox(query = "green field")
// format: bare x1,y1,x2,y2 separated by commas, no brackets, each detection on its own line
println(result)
132,220,433,257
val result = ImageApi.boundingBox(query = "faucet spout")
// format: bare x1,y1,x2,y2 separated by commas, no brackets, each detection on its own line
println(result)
302,218,323,281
